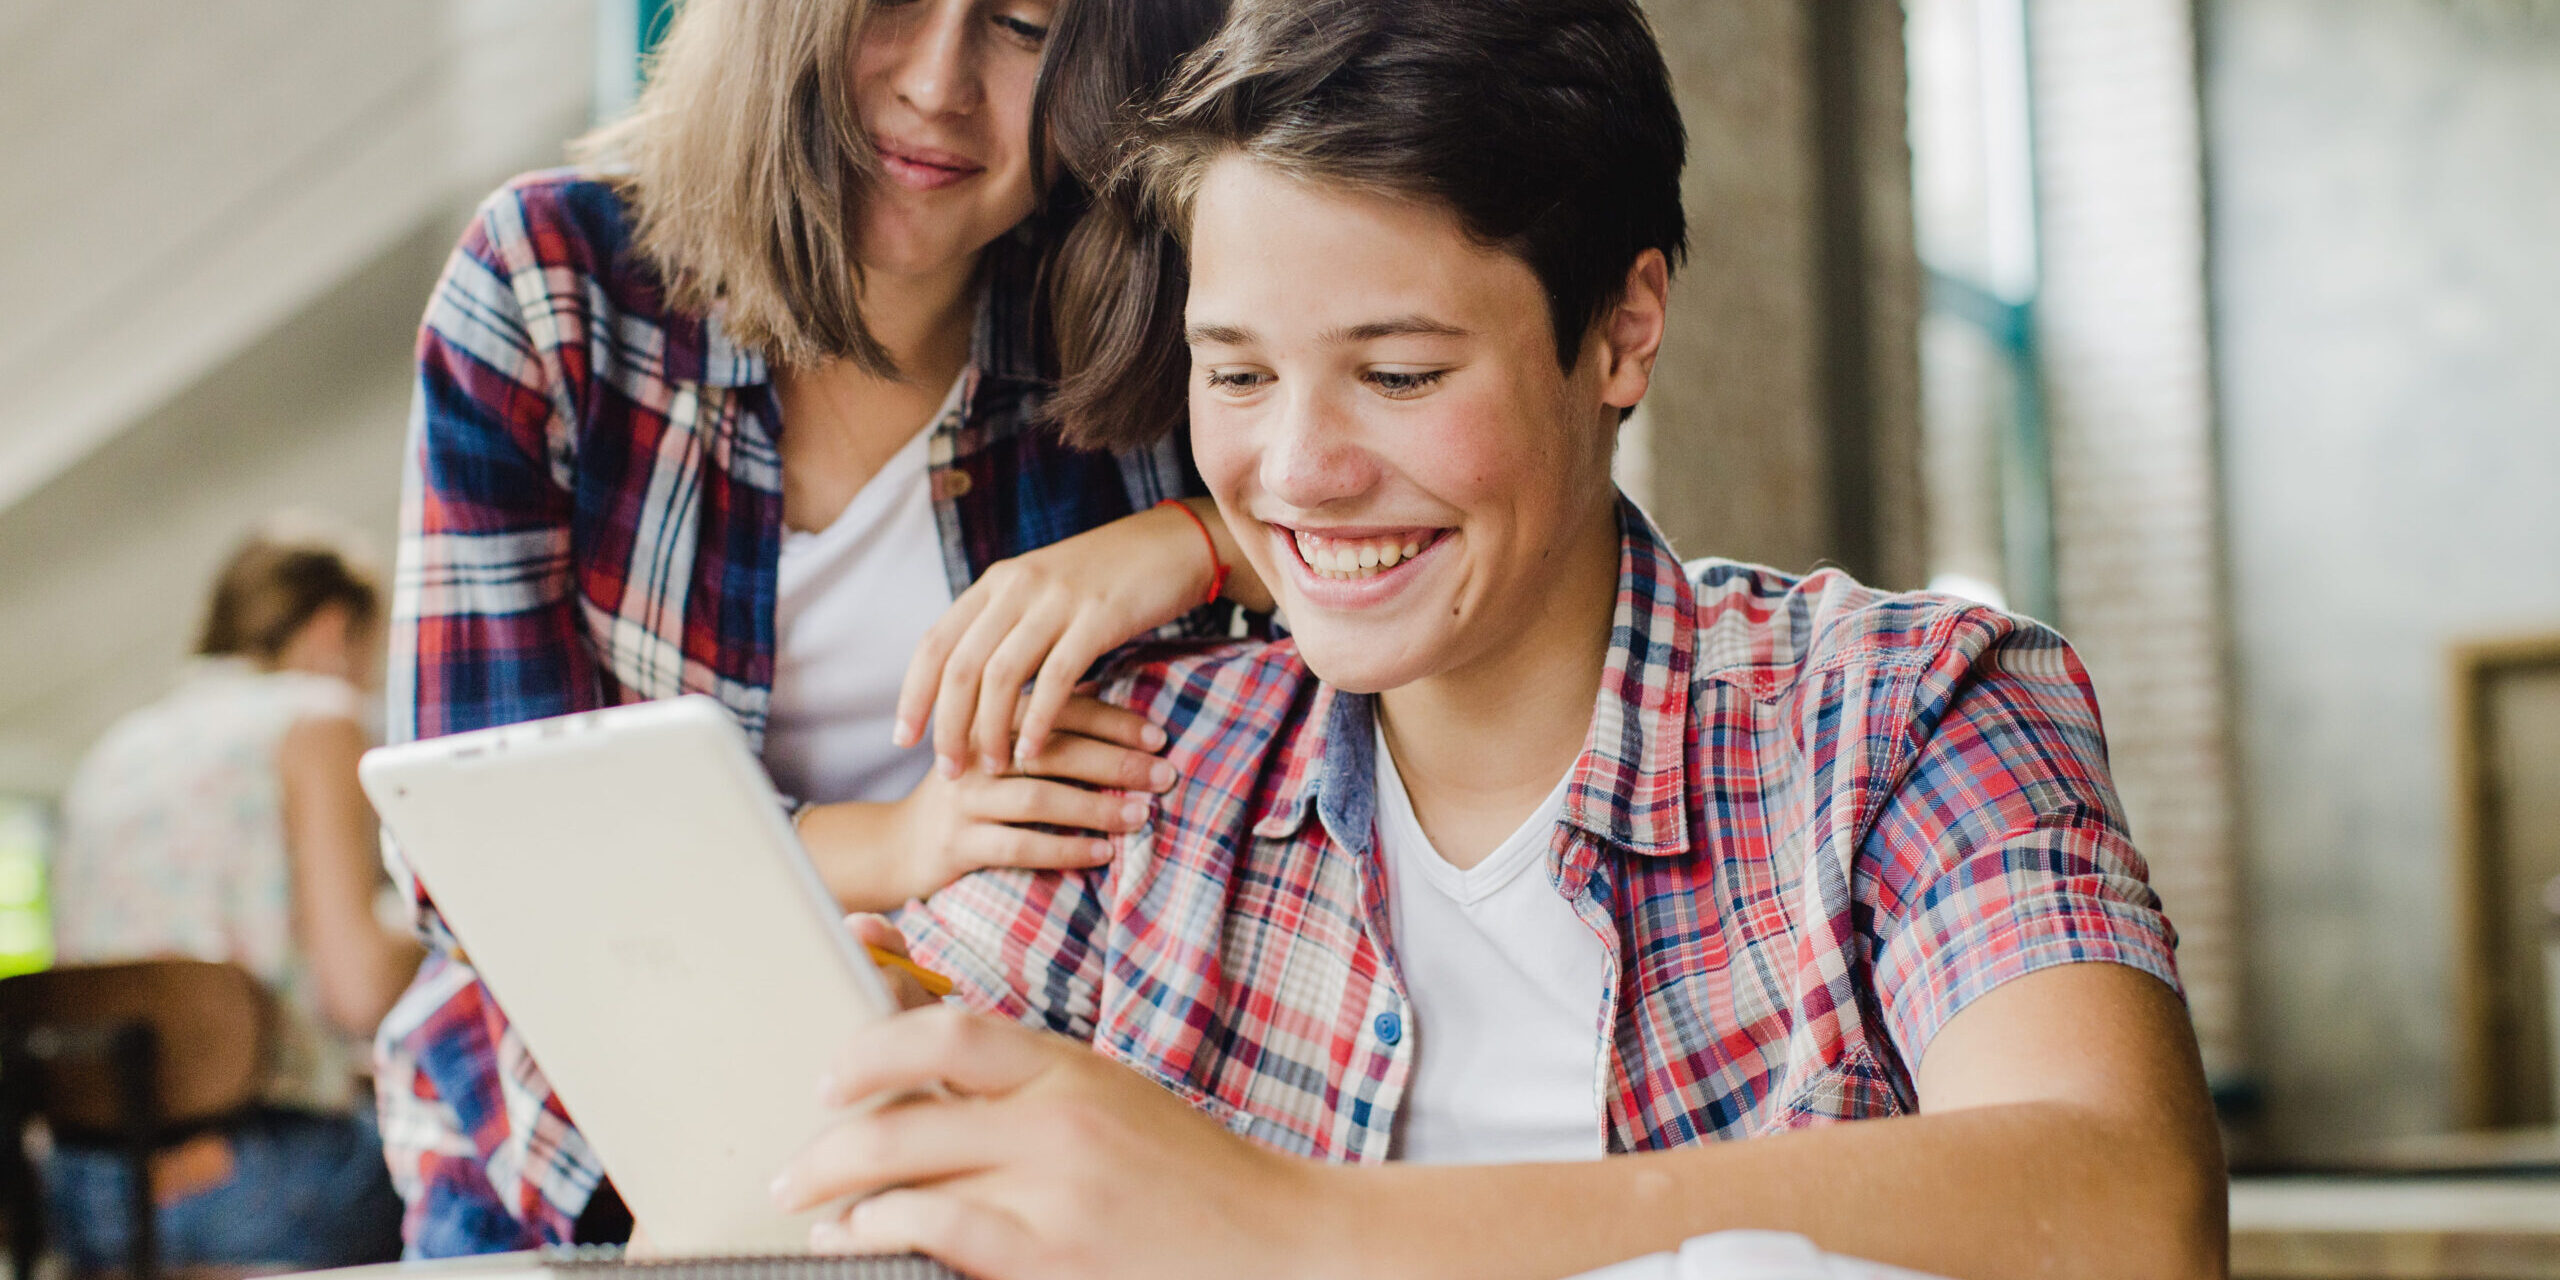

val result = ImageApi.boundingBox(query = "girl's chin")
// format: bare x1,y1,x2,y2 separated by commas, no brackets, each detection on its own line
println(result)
856,215,1023,278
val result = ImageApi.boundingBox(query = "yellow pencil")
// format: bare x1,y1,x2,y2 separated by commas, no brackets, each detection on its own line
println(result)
867,945,955,999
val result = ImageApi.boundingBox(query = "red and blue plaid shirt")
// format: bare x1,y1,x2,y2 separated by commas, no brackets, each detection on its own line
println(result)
898,498,2181,1159
376,171,1220,1254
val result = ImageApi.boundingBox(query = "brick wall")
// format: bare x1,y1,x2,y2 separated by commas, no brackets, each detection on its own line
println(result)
1637,0,1923,588
2025,0,2247,1078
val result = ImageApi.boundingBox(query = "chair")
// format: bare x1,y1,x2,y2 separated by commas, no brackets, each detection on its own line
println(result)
0,960,274,1280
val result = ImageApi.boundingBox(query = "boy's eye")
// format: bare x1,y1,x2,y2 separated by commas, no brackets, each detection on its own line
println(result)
1203,369,1270,391
1365,369,1447,398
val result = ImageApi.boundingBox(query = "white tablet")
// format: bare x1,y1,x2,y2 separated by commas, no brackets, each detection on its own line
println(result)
360,696,899,1254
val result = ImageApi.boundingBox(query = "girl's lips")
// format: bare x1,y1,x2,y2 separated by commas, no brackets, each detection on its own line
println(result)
874,138,984,192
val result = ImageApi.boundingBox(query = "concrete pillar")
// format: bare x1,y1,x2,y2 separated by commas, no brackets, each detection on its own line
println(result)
1634,0,1925,590
2026,0,2246,1083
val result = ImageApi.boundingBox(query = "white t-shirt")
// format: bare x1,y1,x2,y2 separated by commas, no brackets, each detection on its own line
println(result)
1375,724,1610,1164
54,660,367,1112
762,389,957,806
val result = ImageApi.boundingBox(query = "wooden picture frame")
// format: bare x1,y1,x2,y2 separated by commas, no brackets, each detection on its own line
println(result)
2452,633,2560,1130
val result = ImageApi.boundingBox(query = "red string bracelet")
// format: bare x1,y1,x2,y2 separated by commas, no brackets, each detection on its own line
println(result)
1156,499,1232,607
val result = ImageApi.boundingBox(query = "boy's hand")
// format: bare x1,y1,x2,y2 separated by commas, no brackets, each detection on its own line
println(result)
774,1006,1325,1280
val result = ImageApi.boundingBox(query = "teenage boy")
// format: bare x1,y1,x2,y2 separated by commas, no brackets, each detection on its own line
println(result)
772,1,2224,1276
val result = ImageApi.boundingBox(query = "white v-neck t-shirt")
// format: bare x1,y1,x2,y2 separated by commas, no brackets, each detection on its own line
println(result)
1375,724,1610,1164
762,381,959,805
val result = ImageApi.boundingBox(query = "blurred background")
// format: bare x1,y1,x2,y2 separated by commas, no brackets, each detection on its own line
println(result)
0,0,2553,1273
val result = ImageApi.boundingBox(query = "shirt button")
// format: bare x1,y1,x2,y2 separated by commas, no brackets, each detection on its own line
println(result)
932,469,973,501
1373,1011,1403,1045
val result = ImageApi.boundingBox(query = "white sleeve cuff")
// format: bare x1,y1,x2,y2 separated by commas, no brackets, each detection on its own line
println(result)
1563,1231,1951,1280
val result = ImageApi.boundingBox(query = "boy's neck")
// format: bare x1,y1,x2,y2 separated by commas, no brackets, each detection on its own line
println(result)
1373,496,1623,871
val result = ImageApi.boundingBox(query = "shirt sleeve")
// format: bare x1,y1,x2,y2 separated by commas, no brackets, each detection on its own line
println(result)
372,183,611,1252
894,864,1111,1042
889,639,1272,1038
374,956,545,1254
1865,614,2184,1065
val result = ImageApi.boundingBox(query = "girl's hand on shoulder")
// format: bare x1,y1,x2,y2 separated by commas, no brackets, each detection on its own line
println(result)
893,501,1243,779
800,696,1173,913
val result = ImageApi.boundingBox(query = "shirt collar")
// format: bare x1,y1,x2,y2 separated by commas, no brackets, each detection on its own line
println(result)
968,228,1047,388
1249,495,1697,860
676,224,1047,392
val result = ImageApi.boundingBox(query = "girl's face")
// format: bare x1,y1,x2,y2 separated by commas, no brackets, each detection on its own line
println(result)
851,0,1057,281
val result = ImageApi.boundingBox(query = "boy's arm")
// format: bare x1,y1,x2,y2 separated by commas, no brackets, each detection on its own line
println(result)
1305,962,2221,1280
775,964,2218,1280
778,620,2221,1279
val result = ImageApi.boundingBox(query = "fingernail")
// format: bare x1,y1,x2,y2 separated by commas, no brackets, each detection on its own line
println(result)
812,1221,853,1249
1150,760,1177,789
1143,724,1168,750
938,755,962,779
892,720,916,748
770,1172,794,1204
981,753,1007,776
1088,838,1114,862
1119,799,1150,827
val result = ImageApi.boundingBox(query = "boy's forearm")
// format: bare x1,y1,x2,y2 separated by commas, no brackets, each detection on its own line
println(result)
1296,1100,2224,1280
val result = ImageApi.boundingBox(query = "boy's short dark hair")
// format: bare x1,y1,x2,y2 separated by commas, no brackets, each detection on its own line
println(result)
1048,0,1688,450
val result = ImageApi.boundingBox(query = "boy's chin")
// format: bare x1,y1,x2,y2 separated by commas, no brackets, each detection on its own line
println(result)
1292,633,1434,698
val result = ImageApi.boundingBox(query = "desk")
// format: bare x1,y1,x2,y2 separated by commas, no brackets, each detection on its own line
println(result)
2232,1177,2560,1278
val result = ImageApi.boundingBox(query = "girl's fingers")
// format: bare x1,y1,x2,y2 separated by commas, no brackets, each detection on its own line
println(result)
844,915,936,1008
1013,619,1119,766
895,592,987,750
958,825,1114,874
929,599,1028,774
1045,694,1167,753
964,776,1146,836
969,603,1073,775
1018,732,1175,794
844,913,913,960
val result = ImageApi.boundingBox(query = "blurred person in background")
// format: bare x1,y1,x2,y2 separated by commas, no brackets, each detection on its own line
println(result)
379,0,1258,1254
47,519,416,1270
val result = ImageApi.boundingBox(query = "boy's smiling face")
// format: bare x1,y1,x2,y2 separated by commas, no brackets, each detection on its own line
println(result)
1183,153,1663,696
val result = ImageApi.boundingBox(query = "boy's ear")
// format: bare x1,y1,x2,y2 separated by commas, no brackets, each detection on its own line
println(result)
1596,249,1671,413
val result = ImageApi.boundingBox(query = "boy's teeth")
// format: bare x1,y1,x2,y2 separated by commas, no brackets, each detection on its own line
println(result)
1294,529,1434,580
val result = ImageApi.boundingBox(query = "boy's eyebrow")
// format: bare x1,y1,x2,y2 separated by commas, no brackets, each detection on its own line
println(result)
1326,315,1472,343
1184,316,1474,347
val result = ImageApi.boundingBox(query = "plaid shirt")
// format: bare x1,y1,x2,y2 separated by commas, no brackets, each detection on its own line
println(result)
376,171,1213,1254
899,498,2180,1159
